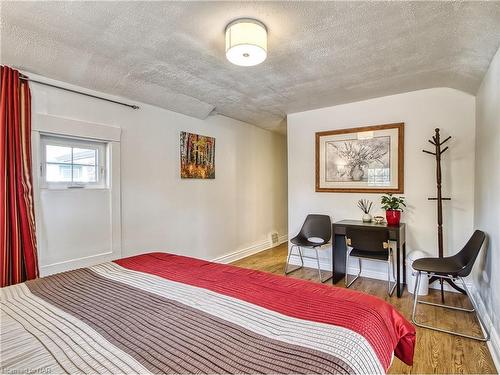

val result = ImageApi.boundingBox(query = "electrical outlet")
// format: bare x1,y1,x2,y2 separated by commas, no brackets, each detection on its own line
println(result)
270,232,279,245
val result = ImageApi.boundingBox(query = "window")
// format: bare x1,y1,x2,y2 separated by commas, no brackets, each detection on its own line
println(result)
40,135,107,188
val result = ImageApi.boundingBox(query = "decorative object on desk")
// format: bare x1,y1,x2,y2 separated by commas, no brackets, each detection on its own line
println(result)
180,131,215,179
373,215,385,224
357,199,373,222
422,128,460,301
381,193,406,225
315,123,404,193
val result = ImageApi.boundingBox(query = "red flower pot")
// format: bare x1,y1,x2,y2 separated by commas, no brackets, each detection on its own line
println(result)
385,210,401,226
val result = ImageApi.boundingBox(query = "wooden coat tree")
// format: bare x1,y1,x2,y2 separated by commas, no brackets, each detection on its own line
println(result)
423,128,465,301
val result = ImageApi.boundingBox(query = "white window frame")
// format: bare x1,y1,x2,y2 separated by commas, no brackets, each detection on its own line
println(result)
40,134,107,189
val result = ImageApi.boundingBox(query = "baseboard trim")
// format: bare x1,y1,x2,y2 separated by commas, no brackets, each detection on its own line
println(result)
40,250,117,276
278,234,288,245
288,255,388,280
41,236,288,276
213,235,288,264
469,283,500,372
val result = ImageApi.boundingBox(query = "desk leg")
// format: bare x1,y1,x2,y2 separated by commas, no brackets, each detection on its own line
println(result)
402,243,407,285
396,242,402,297
332,234,346,284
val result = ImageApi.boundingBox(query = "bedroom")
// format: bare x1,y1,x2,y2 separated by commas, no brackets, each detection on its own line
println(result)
1,1,499,374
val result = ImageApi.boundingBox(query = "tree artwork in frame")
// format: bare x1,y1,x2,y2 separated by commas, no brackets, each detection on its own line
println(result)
315,123,404,193
180,131,216,179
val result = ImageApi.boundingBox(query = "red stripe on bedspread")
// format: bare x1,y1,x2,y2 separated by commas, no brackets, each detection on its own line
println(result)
115,252,415,370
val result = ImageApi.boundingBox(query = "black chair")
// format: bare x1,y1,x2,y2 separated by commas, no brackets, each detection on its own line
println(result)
345,227,396,296
411,230,489,341
284,214,332,283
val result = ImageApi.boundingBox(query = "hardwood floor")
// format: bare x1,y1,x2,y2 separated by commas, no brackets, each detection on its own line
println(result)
231,243,497,374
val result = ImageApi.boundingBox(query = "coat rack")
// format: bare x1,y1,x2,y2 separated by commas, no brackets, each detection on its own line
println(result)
423,128,465,301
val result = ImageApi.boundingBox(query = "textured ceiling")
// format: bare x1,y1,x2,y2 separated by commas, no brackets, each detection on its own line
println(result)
1,1,500,131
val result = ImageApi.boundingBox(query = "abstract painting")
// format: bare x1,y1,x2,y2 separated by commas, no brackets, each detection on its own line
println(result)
315,123,404,193
180,131,215,179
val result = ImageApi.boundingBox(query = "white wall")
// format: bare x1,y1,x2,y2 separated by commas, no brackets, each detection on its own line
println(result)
287,88,476,282
474,46,500,369
28,74,287,271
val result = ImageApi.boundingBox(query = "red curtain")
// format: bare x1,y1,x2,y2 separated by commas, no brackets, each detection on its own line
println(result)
1,66,39,287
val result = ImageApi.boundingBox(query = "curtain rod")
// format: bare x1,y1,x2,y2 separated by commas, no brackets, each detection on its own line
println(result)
19,75,139,110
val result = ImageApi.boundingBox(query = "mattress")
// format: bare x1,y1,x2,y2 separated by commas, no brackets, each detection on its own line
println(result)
1,252,415,374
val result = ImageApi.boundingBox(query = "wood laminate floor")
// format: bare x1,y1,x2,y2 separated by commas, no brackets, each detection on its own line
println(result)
231,243,497,374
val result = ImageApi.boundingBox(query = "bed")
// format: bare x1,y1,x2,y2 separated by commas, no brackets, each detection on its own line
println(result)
1,252,415,374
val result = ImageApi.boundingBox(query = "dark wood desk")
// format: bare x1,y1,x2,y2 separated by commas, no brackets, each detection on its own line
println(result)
332,220,407,297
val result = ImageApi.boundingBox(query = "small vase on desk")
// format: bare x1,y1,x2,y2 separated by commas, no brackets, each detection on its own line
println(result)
362,213,372,222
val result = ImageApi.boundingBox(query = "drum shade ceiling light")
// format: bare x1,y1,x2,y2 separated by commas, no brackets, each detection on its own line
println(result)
225,19,267,67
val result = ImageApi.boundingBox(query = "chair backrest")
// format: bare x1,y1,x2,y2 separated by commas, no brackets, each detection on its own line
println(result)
346,227,389,252
298,214,332,243
452,230,486,277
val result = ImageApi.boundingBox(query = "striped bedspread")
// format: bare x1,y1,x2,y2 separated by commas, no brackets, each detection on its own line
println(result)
1,252,415,374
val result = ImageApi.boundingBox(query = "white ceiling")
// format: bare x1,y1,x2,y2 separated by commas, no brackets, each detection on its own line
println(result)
1,1,500,131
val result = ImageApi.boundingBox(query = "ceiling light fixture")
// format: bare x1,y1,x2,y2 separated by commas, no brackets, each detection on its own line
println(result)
225,18,267,67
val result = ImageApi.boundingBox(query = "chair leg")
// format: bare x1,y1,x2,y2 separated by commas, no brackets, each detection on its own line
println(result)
387,250,396,296
391,251,396,280
345,252,361,288
412,272,490,341
344,248,350,287
411,271,422,321
314,247,322,282
459,277,490,341
417,276,474,312
314,247,332,283
284,245,304,275
297,246,304,266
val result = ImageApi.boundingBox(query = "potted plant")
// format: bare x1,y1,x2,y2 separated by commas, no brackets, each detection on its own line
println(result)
381,193,406,225
357,199,373,222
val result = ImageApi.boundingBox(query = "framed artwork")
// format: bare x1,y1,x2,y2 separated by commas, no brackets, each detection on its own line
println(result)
315,123,404,193
180,131,215,179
